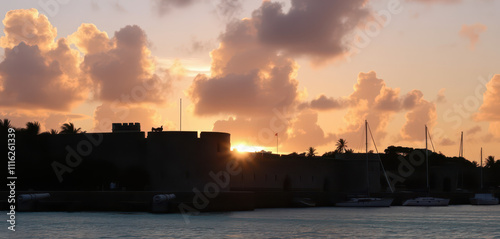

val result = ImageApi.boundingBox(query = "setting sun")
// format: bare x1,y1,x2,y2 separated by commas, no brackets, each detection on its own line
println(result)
231,143,265,153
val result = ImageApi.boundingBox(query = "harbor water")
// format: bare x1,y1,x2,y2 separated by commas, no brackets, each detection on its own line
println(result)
3,205,500,238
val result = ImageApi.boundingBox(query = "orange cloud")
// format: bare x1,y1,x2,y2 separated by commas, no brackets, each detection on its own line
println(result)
0,8,57,50
77,24,170,105
400,94,436,141
0,9,87,111
459,23,487,50
476,75,500,137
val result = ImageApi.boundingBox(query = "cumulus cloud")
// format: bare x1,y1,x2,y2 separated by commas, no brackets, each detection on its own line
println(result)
0,8,57,50
305,94,348,111
342,71,401,139
0,9,87,111
189,17,301,117
75,24,170,105
0,9,176,134
254,0,370,65
400,96,436,141
476,75,500,137
459,23,487,50
282,110,336,151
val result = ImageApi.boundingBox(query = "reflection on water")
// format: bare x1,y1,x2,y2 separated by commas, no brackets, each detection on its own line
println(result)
3,205,500,238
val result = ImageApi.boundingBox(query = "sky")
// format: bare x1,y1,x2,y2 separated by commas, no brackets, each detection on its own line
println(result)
0,0,499,162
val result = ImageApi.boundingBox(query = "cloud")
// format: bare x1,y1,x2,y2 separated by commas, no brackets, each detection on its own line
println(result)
342,71,401,139
466,125,482,135
282,110,335,151
476,75,500,121
0,110,87,132
152,0,196,16
75,24,170,105
400,96,436,141
299,94,347,111
189,17,301,117
476,75,500,137
0,9,87,111
214,0,244,21
436,88,446,103
459,23,487,50
253,0,371,65
0,8,57,50
407,0,462,3
439,137,455,146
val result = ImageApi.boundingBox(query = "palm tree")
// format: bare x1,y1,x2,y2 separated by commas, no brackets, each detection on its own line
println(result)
335,138,348,153
345,148,354,154
0,119,12,132
25,121,41,135
307,147,317,157
60,122,82,134
50,129,59,134
485,156,495,168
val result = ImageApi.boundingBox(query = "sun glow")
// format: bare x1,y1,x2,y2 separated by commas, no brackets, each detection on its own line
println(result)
231,143,265,153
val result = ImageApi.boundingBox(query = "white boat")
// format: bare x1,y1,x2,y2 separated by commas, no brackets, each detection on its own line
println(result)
403,126,449,206
470,193,499,205
336,197,393,207
403,197,450,206
336,121,394,207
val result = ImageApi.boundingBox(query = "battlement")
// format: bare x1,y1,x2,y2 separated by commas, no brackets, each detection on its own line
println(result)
112,122,141,133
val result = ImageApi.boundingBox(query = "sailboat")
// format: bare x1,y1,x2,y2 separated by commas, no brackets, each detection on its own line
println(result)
336,120,394,207
403,125,450,206
470,148,499,205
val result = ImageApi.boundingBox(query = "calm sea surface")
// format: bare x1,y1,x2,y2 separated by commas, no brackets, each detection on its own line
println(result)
3,205,500,238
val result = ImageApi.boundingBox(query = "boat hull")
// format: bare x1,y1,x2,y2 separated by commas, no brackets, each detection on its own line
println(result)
403,197,449,206
470,194,499,205
336,198,393,207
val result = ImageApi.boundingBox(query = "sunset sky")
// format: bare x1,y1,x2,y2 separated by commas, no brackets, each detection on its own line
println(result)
0,0,499,162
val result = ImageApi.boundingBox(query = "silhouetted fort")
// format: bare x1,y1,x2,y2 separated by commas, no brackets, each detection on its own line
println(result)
2,122,490,212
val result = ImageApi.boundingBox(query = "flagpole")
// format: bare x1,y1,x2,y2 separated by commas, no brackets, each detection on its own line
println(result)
276,133,278,154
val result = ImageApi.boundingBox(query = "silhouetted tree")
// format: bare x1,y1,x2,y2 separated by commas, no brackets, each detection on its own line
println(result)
25,121,41,135
335,139,348,153
0,119,12,130
346,149,354,154
485,156,496,168
60,122,82,134
322,151,336,158
307,147,316,157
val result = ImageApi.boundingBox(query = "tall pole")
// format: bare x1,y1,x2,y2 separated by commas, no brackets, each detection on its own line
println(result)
426,125,429,191
480,147,483,190
180,98,182,131
366,120,369,192
276,133,278,154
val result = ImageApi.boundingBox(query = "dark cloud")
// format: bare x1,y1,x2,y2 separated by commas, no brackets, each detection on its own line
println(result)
253,0,370,65
0,41,86,111
152,0,196,16
300,94,347,111
439,137,455,146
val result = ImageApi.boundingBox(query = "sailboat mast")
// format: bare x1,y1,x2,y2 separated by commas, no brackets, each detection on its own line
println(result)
366,120,369,192
481,147,483,190
426,125,429,190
